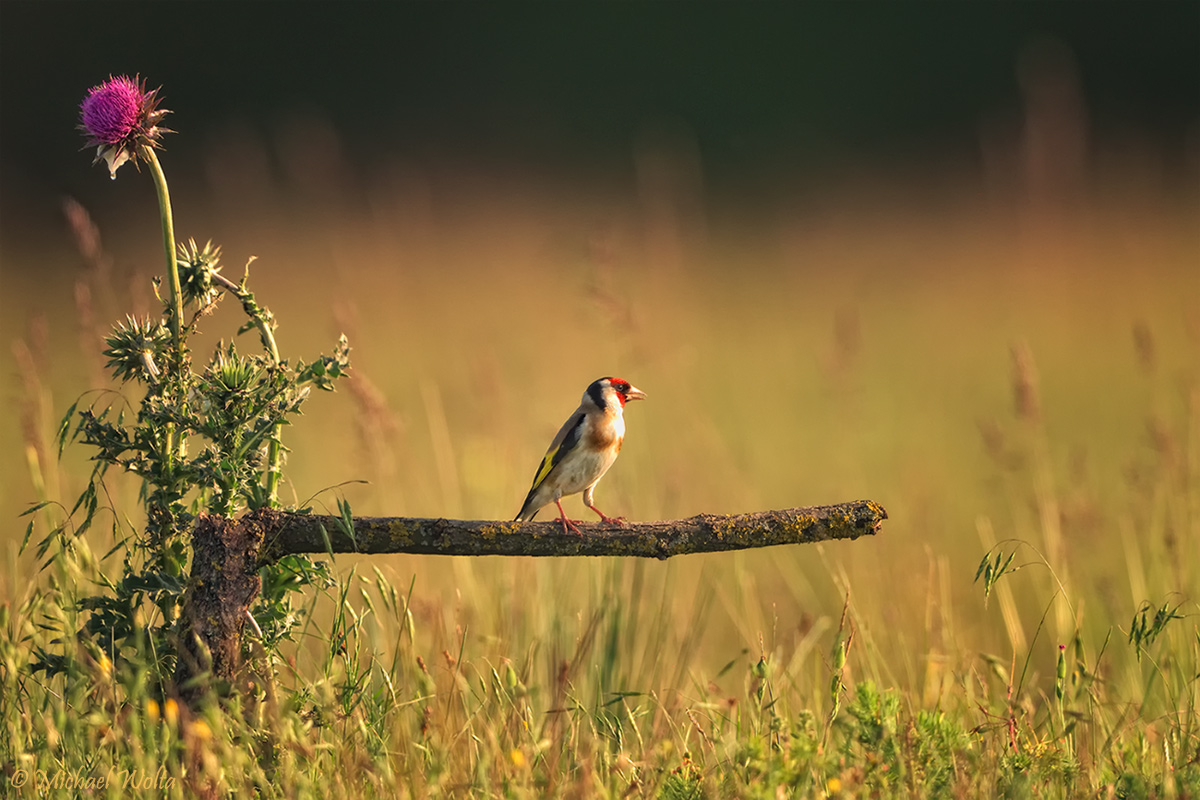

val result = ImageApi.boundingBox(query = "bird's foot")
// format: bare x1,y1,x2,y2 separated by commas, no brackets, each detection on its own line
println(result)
553,498,584,535
590,507,627,526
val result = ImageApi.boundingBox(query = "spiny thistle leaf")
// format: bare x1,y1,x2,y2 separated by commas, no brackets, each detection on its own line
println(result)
298,334,352,391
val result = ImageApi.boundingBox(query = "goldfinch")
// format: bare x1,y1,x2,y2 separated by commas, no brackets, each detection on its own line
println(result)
516,377,646,534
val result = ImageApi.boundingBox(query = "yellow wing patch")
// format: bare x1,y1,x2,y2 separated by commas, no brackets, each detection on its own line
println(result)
531,445,559,491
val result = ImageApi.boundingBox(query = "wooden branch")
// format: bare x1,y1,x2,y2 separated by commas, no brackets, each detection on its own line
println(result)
175,501,885,703
256,500,887,563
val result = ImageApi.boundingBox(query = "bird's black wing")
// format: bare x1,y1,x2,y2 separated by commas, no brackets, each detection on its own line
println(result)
517,412,586,518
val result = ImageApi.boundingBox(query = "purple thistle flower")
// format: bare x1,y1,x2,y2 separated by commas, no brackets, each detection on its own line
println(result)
79,75,172,178
81,76,143,145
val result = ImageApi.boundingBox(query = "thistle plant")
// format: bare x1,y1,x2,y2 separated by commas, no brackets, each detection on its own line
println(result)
27,75,349,686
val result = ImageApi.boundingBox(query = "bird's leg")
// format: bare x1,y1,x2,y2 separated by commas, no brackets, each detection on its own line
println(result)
586,502,627,527
554,497,583,536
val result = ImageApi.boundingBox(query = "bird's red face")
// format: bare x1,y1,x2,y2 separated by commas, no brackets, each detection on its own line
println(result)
605,377,647,407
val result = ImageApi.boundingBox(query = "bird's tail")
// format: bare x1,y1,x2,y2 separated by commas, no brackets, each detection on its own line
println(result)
515,489,541,522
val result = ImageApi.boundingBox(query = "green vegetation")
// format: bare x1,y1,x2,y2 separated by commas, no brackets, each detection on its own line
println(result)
0,87,1196,797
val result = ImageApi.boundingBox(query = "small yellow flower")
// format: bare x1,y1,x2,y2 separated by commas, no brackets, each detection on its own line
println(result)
164,698,179,727
826,777,842,795
190,719,212,742
510,748,527,768
146,699,160,723
96,653,112,679
42,713,60,751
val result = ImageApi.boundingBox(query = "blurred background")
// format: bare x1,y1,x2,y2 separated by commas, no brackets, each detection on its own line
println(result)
1,3,1197,694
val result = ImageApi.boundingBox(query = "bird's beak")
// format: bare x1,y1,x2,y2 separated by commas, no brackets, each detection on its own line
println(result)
624,386,647,401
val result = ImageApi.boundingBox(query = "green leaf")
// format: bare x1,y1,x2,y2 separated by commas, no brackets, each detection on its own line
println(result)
19,519,35,554
57,399,81,457
336,497,357,551
19,500,53,518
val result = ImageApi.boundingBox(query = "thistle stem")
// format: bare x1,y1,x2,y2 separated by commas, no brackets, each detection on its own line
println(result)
263,337,283,507
209,270,283,506
141,146,184,360
141,145,186,465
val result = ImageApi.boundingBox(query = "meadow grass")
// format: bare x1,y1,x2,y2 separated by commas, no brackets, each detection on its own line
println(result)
0,145,1197,798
